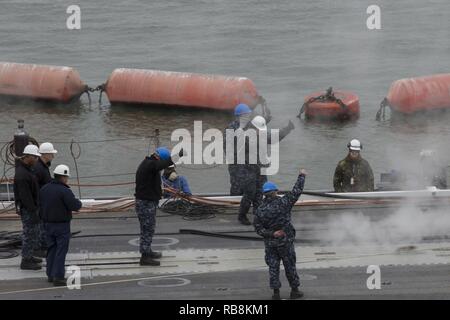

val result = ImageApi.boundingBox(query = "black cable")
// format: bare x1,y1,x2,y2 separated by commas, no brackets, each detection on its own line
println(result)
0,230,22,259
70,139,82,198
159,198,236,221
2,137,158,145
76,172,135,179
178,229,321,244
0,249,19,259
70,229,322,244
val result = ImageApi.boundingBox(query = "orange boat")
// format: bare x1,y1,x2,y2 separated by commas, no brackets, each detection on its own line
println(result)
298,87,360,121
102,68,260,111
384,74,450,114
0,62,87,103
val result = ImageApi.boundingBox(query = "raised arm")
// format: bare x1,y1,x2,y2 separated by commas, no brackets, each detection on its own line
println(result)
267,121,294,144
280,170,306,208
153,158,174,171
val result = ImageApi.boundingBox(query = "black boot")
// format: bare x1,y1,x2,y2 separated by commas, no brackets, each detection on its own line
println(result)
30,256,43,263
238,215,251,225
20,258,42,270
290,287,304,299
48,277,54,283
53,278,67,287
149,250,162,259
272,289,281,300
140,253,160,266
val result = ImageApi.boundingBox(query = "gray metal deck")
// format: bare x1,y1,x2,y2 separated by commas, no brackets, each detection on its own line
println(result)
1,204,449,300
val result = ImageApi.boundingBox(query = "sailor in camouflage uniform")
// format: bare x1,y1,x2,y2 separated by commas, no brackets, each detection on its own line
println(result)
135,147,174,266
254,169,306,300
236,116,294,225
333,139,374,192
223,103,253,197
14,145,42,270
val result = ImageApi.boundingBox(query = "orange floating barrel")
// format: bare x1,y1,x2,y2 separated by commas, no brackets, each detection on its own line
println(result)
0,62,87,103
386,74,450,114
103,68,260,111
299,87,360,121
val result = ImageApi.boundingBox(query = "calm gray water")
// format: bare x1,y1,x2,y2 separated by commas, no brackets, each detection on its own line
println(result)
1,0,450,196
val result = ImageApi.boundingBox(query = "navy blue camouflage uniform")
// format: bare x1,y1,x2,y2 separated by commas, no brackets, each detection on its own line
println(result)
238,122,293,219
254,174,305,289
223,119,242,196
33,158,53,250
135,155,173,254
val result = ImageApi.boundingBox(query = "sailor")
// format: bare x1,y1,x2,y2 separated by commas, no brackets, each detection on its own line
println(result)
34,142,58,188
32,142,58,257
14,145,42,270
223,103,253,197
237,116,294,225
254,169,306,300
162,165,192,197
420,149,447,189
333,139,374,192
135,147,178,266
40,165,82,286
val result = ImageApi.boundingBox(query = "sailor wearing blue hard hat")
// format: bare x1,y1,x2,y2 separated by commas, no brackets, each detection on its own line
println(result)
135,146,183,266
222,103,254,200
254,168,307,300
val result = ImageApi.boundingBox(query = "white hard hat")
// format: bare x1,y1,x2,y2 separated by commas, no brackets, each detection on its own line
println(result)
23,145,41,157
53,164,70,177
348,139,362,151
251,116,267,131
39,142,58,154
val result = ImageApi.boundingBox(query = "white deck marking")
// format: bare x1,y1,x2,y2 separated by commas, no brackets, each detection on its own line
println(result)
1,242,449,282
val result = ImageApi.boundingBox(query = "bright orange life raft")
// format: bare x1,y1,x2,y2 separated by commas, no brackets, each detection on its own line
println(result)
103,68,260,111
386,74,450,114
0,62,87,103
299,87,360,120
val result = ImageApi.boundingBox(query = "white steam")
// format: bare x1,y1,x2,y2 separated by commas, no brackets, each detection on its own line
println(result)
319,203,450,246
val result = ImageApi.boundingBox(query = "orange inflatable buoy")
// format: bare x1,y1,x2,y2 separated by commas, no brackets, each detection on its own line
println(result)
0,62,87,103
298,87,360,121
103,68,260,111
385,74,450,114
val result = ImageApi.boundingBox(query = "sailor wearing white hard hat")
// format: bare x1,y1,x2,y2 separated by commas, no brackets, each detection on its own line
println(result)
32,142,59,257
14,144,42,270
40,164,82,286
333,139,374,192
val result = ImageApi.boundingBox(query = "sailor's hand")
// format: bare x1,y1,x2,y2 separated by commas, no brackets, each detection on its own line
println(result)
258,95,266,106
273,230,286,238
287,120,294,131
300,168,307,176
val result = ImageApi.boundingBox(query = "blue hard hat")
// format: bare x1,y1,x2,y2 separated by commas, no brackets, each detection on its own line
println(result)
234,103,252,116
263,181,278,193
155,147,171,160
